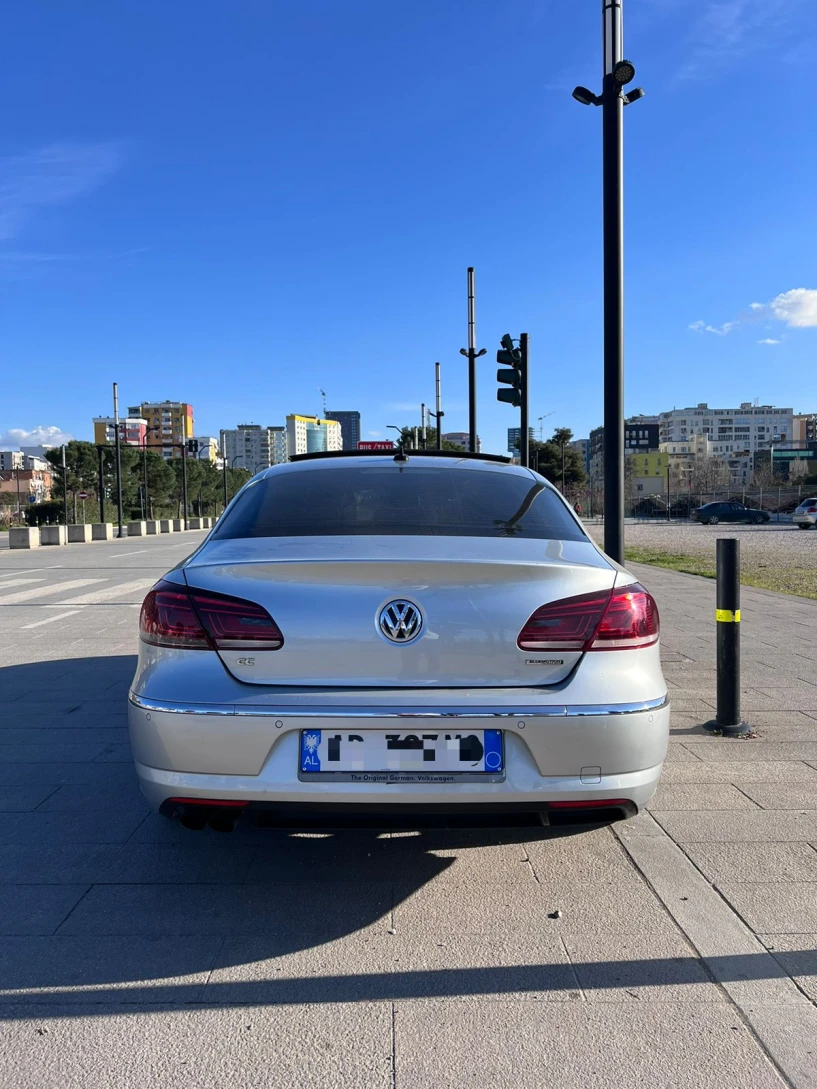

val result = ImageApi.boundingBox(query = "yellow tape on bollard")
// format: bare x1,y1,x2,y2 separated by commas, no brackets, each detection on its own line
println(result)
715,609,741,623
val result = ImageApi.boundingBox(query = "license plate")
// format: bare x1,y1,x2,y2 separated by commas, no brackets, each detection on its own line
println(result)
298,729,504,783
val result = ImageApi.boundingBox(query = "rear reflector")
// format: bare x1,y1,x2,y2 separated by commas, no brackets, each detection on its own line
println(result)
518,583,659,652
549,799,629,809
140,580,283,651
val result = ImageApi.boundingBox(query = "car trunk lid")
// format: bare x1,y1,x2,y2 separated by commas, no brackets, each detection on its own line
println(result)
183,536,615,687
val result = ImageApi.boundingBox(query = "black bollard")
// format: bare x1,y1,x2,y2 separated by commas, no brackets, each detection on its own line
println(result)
704,538,751,737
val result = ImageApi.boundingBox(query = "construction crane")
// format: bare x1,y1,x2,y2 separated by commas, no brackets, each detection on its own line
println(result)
319,388,327,418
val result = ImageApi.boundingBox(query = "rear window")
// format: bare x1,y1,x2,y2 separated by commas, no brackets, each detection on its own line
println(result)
213,465,587,541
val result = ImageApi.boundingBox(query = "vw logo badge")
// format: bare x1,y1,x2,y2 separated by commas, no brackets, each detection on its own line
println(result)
378,600,423,644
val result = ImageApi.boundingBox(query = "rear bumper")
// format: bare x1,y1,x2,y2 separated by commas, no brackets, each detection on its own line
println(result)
793,515,817,526
129,693,669,815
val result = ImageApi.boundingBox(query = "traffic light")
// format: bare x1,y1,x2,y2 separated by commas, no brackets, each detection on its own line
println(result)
497,334,522,407
187,439,199,454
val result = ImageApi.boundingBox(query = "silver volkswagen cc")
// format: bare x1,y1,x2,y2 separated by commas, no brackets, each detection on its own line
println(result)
128,451,669,830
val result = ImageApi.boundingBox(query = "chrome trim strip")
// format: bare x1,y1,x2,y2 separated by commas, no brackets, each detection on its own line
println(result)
129,693,669,719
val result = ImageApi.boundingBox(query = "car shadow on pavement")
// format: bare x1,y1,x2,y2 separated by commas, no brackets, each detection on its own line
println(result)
1,653,608,1014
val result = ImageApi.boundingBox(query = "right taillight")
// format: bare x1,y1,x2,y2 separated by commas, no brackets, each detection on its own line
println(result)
591,584,659,649
517,583,659,653
140,580,283,651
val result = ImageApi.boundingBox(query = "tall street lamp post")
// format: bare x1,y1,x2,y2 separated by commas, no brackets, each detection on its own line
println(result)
572,0,644,563
459,268,486,454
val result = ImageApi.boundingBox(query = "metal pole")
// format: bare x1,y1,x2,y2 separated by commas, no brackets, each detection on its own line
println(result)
562,443,566,492
704,539,750,736
98,446,106,524
413,427,418,449
602,0,625,563
143,442,149,521
181,443,189,529
519,333,530,469
666,464,671,521
421,404,427,450
222,435,229,510
15,467,21,520
112,384,124,538
61,445,69,527
435,363,443,450
467,267,477,452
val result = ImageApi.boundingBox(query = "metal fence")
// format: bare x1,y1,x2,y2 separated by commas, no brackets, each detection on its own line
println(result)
566,484,817,521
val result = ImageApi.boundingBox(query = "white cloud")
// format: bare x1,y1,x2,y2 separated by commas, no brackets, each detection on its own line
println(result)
768,288,817,328
689,319,736,336
691,286,817,338
0,142,122,241
0,425,74,449
677,0,805,80
367,430,382,437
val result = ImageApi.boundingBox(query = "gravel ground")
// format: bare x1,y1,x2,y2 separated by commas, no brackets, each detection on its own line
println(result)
586,520,817,599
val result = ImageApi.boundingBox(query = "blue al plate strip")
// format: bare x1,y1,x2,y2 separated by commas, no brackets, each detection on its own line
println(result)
301,729,322,772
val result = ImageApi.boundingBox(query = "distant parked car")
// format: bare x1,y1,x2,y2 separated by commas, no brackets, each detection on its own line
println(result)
793,498,817,529
691,501,770,526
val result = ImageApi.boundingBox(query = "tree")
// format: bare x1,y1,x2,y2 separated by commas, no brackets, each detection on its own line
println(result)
751,461,777,490
395,426,463,451
531,428,586,494
690,455,731,493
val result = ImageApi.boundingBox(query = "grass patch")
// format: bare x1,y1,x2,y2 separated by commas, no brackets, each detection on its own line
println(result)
625,546,817,600
624,547,715,579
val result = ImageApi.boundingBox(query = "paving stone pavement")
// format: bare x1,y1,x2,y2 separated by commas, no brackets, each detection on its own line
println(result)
0,538,816,1087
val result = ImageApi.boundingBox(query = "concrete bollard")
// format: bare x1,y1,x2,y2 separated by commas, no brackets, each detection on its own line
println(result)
172,519,184,532
188,517,203,530
40,525,67,546
145,520,160,535
159,519,174,533
91,523,114,541
67,525,93,544
127,521,147,537
10,527,40,549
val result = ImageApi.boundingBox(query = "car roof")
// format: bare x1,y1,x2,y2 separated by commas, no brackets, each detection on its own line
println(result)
251,454,538,481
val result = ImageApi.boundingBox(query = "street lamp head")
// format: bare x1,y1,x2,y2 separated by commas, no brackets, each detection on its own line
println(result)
613,59,636,85
623,87,645,105
476,348,487,357
572,85,600,106
459,348,468,357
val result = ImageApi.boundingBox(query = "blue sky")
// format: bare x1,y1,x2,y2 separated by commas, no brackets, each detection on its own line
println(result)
1,0,816,455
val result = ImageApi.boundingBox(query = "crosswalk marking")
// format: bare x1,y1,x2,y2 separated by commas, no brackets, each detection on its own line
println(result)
0,578,106,605
60,578,156,605
0,578,47,593
21,610,82,629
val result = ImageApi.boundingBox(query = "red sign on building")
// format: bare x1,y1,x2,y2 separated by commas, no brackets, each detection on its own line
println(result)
357,441,394,451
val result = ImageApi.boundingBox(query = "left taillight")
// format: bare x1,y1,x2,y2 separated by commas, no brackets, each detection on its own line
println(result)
140,580,284,651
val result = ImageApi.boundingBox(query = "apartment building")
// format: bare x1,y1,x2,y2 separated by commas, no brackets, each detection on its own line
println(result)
589,417,660,481
507,428,534,455
326,411,361,451
128,401,194,458
793,413,817,445
658,402,793,455
221,425,288,470
286,415,342,458
92,417,148,446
